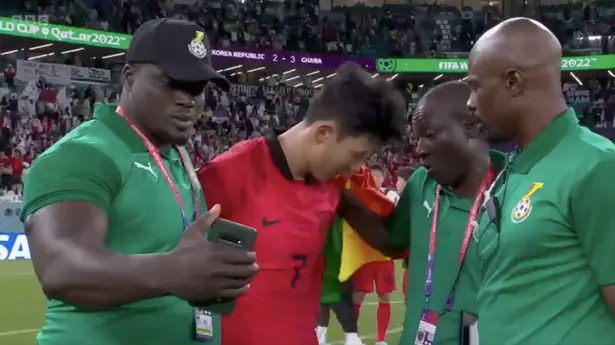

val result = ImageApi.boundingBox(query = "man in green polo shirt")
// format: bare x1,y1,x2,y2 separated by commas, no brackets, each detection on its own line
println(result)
20,19,258,345
467,17,615,345
387,81,505,345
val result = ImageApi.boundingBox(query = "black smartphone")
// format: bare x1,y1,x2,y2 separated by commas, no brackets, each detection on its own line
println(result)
208,218,257,250
198,218,257,315
459,312,479,345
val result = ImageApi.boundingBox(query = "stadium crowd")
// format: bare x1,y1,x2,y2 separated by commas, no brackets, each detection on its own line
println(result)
0,0,612,201
3,0,615,59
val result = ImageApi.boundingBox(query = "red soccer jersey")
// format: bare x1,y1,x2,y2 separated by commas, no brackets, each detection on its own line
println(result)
198,136,340,345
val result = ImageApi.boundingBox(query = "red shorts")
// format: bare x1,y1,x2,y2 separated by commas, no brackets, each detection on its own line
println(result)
353,260,396,294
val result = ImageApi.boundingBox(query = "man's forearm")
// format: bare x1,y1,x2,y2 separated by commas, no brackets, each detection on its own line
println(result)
37,246,171,309
337,191,404,258
345,213,404,258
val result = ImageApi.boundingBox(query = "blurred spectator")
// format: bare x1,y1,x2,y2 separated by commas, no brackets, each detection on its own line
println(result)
2,0,613,56
0,52,612,197
0,0,612,197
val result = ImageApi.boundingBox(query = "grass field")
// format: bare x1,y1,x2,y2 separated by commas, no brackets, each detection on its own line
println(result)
0,260,406,345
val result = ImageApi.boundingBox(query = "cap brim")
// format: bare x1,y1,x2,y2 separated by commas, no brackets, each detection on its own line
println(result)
158,62,231,91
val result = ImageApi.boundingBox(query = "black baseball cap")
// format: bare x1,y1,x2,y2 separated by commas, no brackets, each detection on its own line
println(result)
126,18,230,91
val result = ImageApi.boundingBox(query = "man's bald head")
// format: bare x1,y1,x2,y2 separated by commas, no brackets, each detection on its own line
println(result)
471,17,562,83
466,17,568,144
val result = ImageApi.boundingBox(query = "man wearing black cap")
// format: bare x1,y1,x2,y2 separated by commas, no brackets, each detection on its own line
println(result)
20,18,257,345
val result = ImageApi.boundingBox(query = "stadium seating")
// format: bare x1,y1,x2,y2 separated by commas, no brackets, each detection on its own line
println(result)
0,0,613,199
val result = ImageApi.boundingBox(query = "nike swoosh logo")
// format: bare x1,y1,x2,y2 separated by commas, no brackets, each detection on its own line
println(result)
262,218,281,227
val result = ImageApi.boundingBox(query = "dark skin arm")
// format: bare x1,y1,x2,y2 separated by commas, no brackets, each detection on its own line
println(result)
602,286,615,316
28,201,256,310
25,201,170,309
336,190,405,259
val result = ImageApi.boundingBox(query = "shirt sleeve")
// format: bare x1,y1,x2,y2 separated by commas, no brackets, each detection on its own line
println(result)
197,152,246,219
386,183,411,250
20,143,121,221
570,157,615,286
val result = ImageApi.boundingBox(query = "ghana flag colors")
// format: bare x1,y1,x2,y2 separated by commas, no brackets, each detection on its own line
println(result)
321,166,395,303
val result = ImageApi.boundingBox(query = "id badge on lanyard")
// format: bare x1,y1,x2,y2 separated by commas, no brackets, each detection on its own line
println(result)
414,168,494,345
194,308,215,341
115,107,212,341
416,309,439,345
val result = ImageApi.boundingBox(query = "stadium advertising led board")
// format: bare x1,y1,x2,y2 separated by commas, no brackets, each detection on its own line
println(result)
0,17,374,70
0,16,131,49
376,55,615,73
0,233,30,260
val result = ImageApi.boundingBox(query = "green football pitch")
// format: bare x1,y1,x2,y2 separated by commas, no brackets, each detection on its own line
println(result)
0,260,406,345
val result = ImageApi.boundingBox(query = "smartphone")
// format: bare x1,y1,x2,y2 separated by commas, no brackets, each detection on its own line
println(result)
194,218,257,315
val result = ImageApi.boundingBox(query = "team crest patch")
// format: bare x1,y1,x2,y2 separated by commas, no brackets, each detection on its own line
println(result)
511,182,543,223
188,31,207,59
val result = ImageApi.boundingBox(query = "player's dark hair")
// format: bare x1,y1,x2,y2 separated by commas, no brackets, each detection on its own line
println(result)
396,166,414,180
368,163,385,172
305,62,406,143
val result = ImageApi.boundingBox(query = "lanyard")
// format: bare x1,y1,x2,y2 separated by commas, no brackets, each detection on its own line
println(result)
116,107,200,229
423,167,495,313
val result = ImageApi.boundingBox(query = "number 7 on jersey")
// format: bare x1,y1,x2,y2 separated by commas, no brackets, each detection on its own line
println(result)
290,254,308,288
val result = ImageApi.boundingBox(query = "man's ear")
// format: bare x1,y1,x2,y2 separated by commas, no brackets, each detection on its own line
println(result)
121,64,136,92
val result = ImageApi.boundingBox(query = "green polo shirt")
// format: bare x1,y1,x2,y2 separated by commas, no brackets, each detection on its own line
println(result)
475,108,615,345
21,103,218,345
387,151,505,345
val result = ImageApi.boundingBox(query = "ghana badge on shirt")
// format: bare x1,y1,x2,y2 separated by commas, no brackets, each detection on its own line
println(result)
510,182,543,223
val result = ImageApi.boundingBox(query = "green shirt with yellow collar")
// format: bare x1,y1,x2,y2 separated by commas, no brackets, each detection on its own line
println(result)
20,103,217,345
475,108,615,345
387,151,506,345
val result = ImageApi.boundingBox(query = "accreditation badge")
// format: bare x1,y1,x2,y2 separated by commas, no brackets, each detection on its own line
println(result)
415,309,439,345
194,308,214,341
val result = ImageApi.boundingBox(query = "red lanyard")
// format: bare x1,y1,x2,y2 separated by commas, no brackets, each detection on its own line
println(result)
423,167,495,311
116,107,200,228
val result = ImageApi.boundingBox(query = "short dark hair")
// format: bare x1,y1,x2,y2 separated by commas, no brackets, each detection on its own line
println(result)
414,81,486,140
368,163,385,172
417,81,471,111
305,62,406,143
396,166,414,180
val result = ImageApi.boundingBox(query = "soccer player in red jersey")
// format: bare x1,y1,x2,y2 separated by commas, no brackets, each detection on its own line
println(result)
352,163,397,345
197,62,407,345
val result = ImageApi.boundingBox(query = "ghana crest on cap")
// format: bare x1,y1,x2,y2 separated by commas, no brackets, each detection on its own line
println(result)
511,182,543,223
189,30,207,59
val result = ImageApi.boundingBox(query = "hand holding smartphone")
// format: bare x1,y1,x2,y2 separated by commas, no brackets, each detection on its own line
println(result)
191,218,257,315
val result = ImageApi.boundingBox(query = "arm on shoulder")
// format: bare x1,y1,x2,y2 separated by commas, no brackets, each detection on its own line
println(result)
23,144,169,309
570,157,615,315
337,190,406,258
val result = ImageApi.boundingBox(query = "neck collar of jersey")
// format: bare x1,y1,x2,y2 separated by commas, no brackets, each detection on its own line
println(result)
511,108,578,174
94,102,145,151
489,149,507,172
439,150,505,211
265,135,314,184
93,102,177,159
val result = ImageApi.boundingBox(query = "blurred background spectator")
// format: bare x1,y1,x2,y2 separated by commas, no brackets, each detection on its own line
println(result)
0,0,612,199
